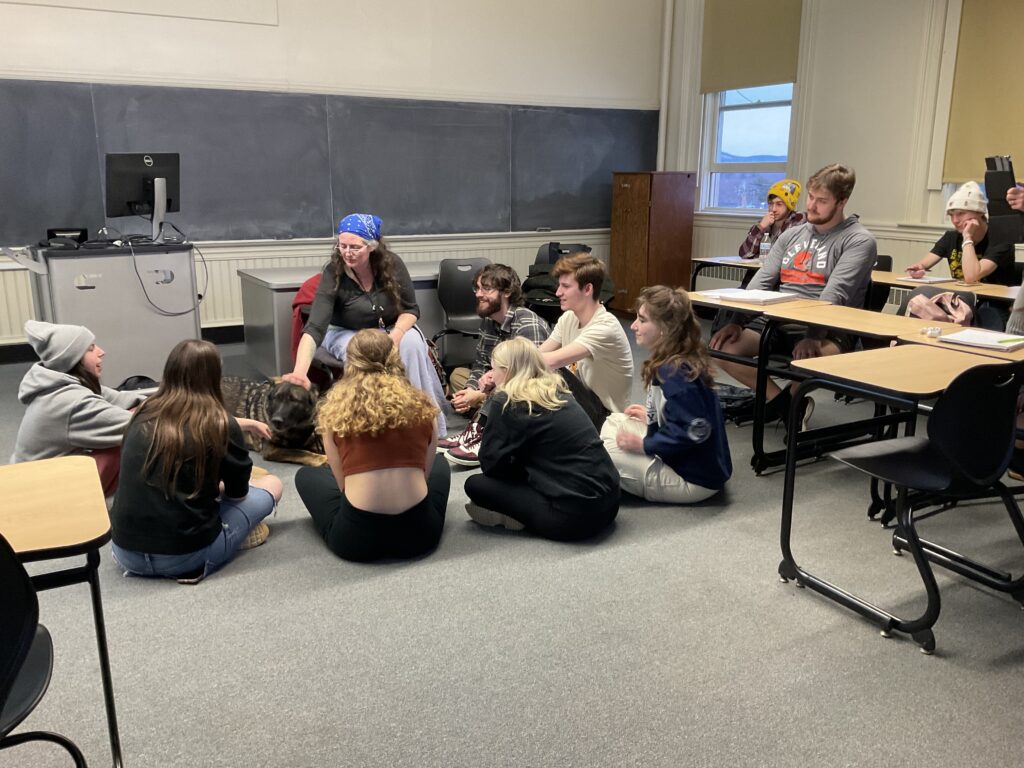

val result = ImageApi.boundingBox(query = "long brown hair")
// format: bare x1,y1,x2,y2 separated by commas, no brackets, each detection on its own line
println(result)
636,286,712,387
69,360,101,395
329,236,404,310
131,339,229,499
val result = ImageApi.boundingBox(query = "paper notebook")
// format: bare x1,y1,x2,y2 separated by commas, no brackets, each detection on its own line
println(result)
937,329,1024,352
699,288,801,305
898,275,954,284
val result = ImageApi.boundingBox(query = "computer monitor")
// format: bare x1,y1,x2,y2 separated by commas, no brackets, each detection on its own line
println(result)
104,153,180,243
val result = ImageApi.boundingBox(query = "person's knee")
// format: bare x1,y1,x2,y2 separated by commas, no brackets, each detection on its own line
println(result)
251,473,284,503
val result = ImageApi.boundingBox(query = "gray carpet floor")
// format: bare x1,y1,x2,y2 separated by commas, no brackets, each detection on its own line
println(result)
2,333,1024,768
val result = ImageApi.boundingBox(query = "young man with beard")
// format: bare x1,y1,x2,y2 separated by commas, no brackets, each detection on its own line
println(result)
442,264,550,466
709,163,877,426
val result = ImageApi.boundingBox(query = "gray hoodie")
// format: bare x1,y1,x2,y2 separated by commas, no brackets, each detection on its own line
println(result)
724,215,878,337
11,363,142,464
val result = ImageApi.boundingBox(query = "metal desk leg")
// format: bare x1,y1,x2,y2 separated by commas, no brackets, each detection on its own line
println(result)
778,378,941,654
87,549,124,768
749,320,779,475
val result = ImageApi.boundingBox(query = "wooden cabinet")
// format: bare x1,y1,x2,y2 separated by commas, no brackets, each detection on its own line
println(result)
609,171,696,312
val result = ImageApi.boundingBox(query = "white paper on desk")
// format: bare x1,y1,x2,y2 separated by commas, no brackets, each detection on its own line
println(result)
937,329,1024,351
699,288,801,304
897,275,953,283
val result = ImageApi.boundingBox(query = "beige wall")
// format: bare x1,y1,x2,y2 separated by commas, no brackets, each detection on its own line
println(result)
0,0,663,108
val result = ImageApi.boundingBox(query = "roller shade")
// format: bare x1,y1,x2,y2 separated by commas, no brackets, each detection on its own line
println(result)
700,0,802,94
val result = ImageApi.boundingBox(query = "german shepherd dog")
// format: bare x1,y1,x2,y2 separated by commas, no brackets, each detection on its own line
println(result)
221,376,326,466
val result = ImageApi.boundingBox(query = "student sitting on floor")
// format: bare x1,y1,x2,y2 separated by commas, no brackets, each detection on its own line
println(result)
538,252,634,425
709,163,877,427
906,180,1015,329
463,337,619,540
11,320,146,496
601,286,732,503
110,340,283,582
295,329,451,562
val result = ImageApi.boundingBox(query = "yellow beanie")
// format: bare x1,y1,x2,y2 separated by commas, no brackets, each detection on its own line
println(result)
767,179,801,212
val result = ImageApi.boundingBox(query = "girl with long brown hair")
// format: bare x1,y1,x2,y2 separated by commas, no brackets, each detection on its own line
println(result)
601,285,732,503
294,329,451,561
110,339,283,581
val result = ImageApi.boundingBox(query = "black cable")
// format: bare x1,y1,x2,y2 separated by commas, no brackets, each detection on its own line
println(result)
126,222,208,317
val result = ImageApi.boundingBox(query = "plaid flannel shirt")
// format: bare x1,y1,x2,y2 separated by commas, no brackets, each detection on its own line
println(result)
465,306,551,389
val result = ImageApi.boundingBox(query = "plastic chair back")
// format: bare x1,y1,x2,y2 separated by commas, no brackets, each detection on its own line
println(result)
928,364,1021,486
0,533,37,725
437,257,491,335
864,254,892,312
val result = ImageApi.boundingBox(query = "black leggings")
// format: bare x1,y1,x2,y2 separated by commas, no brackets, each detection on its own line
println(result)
295,460,451,562
464,474,618,542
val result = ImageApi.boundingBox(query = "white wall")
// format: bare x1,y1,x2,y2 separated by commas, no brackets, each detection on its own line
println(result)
0,0,663,108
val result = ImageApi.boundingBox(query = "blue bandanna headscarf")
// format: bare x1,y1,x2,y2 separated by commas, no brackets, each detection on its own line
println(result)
337,213,382,242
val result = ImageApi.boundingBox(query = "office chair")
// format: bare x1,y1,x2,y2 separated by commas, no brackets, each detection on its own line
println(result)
431,256,491,371
829,363,1024,650
0,532,87,766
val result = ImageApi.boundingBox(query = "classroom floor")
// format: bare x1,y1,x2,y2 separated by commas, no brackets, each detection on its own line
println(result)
3,326,1024,768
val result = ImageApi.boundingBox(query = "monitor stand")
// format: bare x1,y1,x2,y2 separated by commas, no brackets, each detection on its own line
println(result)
151,176,167,243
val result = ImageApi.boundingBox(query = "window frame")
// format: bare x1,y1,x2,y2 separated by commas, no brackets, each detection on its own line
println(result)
698,84,796,213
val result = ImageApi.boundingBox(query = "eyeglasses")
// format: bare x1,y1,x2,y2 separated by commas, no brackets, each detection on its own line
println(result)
337,243,367,253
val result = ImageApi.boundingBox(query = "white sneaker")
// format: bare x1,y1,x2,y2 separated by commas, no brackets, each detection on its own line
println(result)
446,421,483,467
465,502,525,530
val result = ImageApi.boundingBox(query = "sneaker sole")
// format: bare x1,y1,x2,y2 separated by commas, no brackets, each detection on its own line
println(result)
445,451,481,467
466,503,525,530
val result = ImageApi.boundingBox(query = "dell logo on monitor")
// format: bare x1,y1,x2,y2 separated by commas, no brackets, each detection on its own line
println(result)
143,155,154,167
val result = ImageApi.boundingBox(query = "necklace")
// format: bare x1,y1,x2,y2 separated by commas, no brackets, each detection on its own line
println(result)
348,267,386,329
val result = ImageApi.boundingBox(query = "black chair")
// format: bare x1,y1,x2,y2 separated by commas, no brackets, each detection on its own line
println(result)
864,254,892,312
828,363,1024,651
0,532,87,766
534,242,591,266
431,256,492,370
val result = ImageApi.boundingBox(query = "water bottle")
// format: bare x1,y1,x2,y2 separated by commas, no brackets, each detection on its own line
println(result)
758,232,772,259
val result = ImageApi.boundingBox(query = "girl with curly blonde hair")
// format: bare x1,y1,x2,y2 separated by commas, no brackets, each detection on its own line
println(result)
601,286,731,503
463,337,619,541
295,329,451,561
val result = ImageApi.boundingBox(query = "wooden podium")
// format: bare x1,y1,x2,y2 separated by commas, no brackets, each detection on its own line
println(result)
609,171,696,311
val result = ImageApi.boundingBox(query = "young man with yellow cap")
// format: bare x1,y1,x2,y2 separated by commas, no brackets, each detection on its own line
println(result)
738,179,805,259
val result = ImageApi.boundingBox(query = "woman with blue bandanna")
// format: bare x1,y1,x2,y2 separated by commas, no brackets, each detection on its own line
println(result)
285,213,447,433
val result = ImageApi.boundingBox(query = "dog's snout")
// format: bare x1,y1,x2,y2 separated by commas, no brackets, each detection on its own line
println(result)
270,416,286,428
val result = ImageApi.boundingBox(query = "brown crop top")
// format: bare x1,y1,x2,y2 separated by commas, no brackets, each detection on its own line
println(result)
335,419,432,476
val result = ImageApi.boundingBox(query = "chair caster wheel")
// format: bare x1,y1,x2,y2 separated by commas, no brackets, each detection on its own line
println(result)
880,629,891,638
892,548,902,556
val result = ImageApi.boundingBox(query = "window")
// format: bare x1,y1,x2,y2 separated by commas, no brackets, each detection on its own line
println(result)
700,83,794,211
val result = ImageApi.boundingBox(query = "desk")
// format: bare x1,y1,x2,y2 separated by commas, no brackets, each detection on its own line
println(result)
689,255,761,291
238,261,441,378
870,270,1019,303
778,346,1010,652
0,456,124,766
897,329,1024,362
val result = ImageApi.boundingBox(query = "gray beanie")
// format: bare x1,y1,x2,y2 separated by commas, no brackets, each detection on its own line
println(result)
24,320,95,372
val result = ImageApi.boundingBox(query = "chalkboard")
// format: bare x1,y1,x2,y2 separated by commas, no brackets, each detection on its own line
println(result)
329,97,511,235
0,80,104,246
0,79,659,243
511,106,659,231
93,85,333,240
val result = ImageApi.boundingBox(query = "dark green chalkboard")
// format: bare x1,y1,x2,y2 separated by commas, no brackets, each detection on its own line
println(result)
0,79,658,243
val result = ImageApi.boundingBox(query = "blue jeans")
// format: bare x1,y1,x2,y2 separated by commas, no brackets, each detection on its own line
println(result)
111,488,275,581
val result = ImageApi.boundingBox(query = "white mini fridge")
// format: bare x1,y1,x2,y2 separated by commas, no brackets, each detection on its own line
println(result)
25,245,201,386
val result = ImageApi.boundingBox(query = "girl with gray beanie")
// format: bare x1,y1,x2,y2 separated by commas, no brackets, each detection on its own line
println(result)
11,320,145,495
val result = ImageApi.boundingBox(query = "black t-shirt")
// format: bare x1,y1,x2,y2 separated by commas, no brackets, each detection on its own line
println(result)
930,230,1015,285
111,415,253,555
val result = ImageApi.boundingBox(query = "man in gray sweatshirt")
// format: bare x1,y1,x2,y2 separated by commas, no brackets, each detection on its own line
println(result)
709,163,878,422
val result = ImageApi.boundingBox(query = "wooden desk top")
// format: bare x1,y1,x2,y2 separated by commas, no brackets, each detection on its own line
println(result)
0,456,111,560
870,271,1018,302
693,256,763,269
762,303,962,338
792,344,1008,397
897,330,1024,362
689,292,824,313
